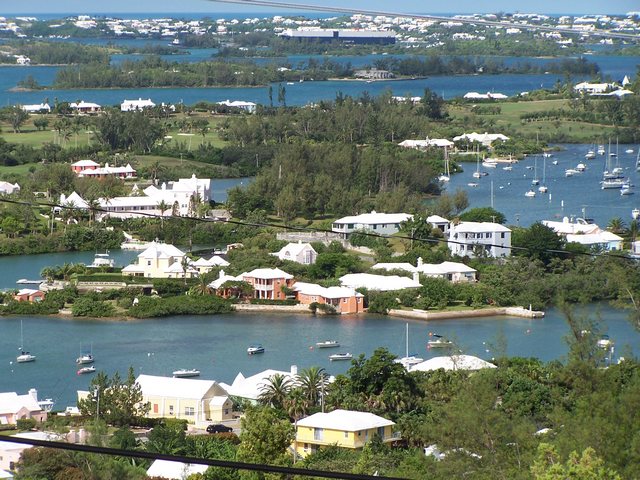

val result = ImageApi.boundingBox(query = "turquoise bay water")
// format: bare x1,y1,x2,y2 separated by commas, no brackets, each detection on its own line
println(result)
1,306,637,408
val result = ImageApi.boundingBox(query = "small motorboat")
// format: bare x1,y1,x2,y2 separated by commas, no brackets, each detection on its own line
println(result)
395,355,424,368
565,169,578,177
173,368,201,378
77,366,96,375
585,150,596,159
88,252,114,268
502,165,513,171
596,335,614,350
76,353,94,364
597,145,606,155
575,163,587,172
538,185,548,193
427,333,453,349
626,149,634,154
316,340,340,348
247,344,265,355
17,351,36,363
329,353,353,361
467,182,479,187
525,190,536,198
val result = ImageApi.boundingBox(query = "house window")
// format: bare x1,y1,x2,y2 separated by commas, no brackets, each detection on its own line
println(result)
347,224,354,229
501,232,506,239
304,443,309,451
344,431,349,438
153,404,158,414
169,405,174,415
147,260,151,266
314,428,324,441
377,427,385,438
185,406,195,416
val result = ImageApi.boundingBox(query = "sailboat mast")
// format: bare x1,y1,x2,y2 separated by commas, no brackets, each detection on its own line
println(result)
406,323,409,357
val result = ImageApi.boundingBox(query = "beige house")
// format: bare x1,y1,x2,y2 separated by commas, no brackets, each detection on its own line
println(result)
271,241,317,265
136,375,232,427
122,242,197,279
295,409,398,457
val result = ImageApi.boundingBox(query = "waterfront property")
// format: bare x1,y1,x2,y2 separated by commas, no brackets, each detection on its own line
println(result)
452,132,510,148
340,272,421,291
13,289,45,302
448,222,512,258
21,103,50,113
216,99,257,113
294,409,398,457
542,217,623,252
271,241,317,265
69,100,101,114
408,355,496,372
135,375,233,426
122,242,198,279
372,257,477,283
292,282,364,314
120,98,156,111
0,389,48,425
331,211,412,239
241,268,295,301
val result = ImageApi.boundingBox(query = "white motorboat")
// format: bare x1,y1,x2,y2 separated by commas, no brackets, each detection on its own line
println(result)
89,252,114,268
565,169,578,177
538,185,548,193
467,182,479,187
575,163,586,172
329,353,353,361
482,160,498,168
427,333,454,349
597,335,614,350
525,190,536,198
621,186,633,196
626,149,634,154
597,145,606,155
316,340,340,348
585,150,596,159
632,208,640,220
247,344,265,355
502,165,513,171
77,366,96,375
602,178,627,190
173,368,201,378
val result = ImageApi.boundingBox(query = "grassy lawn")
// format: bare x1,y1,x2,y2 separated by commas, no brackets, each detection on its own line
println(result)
450,99,618,141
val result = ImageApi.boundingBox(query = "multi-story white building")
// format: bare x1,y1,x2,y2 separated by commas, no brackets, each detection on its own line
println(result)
448,222,511,258
332,211,412,238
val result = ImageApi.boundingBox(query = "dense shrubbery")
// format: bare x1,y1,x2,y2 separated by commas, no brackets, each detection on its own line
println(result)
127,295,233,318
71,297,117,317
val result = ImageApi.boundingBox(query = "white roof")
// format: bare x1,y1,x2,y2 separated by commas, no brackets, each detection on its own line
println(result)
137,242,185,260
450,222,511,233
59,191,89,209
340,273,421,291
146,460,208,479
220,368,296,401
297,409,394,431
293,281,363,300
218,100,257,108
541,219,601,235
70,101,101,109
409,355,496,372
16,289,41,296
371,263,416,273
242,267,293,280
453,132,509,143
566,231,623,245
121,98,155,108
273,242,316,259
427,215,450,224
209,270,243,289
398,138,454,149
0,392,41,414
418,261,477,275
463,92,508,99
71,159,100,167
333,211,412,226
136,375,223,400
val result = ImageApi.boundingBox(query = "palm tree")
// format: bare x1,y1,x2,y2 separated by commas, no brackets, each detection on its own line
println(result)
258,373,292,410
296,366,328,408
607,217,626,235
626,219,639,247
157,200,170,228
190,276,213,296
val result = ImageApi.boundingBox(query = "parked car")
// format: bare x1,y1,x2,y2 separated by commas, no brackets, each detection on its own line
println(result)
206,423,233,434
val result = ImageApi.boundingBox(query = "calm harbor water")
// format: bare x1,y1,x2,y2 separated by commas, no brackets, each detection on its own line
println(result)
0,305,637,408
446,143,640,227
1,53,637,107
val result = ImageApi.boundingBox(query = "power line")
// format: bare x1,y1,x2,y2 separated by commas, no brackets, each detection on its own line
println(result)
207,0,640,41
0,435,405,480
0,196,633,261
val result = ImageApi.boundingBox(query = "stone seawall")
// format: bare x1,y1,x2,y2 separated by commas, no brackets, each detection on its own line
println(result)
388,306,544,321
233,304,312,314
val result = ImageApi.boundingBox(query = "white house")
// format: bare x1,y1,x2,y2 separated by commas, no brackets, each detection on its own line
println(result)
271,241,317,264
372,257,476,282
192,255,229,275
217,100,257,113
573,82,614,94
21,103,50,113
463,92,508,100
409,355,496,372
121,98,156,112
339,272,421,291
542,217,601,235
398,138,454,150
448,222,511,258
69,100,101,113
0,182,20,195
453,132,509,147
427,214,451,233
332,211,412,238
566,231,623,251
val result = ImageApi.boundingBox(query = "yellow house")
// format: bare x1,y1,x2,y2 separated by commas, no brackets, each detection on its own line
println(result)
294,409,399,457
122,242,198,279
135,375,233,427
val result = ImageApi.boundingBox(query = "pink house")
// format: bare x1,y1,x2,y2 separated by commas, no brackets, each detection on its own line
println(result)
14,289,45,302
241,268,294,301
0,389,48,425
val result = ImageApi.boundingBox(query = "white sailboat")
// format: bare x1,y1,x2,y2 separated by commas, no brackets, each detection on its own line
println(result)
438,146,451,183
538,156,548,193
16,320,36,363
531,156,539,186
472,150,488,179
395,323,423,369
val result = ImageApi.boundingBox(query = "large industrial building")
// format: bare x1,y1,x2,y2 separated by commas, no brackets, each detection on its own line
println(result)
279,29,396,45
